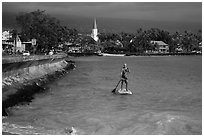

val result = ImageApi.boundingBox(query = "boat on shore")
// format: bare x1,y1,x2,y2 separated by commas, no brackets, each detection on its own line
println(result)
99,53,125,57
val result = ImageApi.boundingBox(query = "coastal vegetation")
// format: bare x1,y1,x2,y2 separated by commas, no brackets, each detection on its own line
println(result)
98,28,202,54
6,10,202,55
15,10,78,54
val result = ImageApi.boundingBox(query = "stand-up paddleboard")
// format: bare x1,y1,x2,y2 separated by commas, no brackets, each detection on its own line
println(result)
117,89,132,95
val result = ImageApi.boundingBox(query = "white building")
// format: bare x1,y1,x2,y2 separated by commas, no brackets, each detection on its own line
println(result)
150,41,169,53
91,19,99,42
15,35,25,52
2,31,12,41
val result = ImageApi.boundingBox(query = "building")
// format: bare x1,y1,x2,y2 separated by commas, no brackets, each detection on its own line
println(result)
2,30,32,54
175,45,183,53
2,31,14,54
91,19,99,42
15,35,25,53
22,41,32,51
150,40,169,53
68,45,81,53
198,42,202,53
2,31,12,41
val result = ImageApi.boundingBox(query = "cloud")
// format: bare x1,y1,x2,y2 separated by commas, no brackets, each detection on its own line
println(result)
2,2,201,23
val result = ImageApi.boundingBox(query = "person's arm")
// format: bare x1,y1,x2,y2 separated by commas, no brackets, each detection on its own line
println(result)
126,67,130,73
120,69,123,78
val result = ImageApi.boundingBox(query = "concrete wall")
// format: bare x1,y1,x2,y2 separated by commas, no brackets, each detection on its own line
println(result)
2,54,76,115
2,54,69,88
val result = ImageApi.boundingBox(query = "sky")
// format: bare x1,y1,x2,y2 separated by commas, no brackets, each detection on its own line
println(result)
2,2,202,34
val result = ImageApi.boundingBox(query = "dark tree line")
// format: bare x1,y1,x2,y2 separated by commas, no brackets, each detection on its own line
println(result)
16,10,78,54
15,10,201,54
98,28,202,53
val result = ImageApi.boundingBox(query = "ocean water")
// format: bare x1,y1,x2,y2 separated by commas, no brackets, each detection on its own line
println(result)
2,56,202,135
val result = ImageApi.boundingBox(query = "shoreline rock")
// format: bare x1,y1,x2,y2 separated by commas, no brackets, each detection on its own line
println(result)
2,57,76,116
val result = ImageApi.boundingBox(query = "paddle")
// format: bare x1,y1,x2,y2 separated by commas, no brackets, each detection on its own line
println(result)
112,79,121,93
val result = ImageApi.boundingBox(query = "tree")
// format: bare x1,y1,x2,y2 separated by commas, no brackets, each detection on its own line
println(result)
10,29,18,41
16,10,73,54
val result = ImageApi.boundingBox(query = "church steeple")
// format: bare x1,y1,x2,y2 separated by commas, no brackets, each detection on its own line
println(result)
91,18,98,42
93,19,97,29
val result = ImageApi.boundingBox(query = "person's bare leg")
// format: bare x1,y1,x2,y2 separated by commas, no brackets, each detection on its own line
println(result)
125,80,128,91
121,80,123,90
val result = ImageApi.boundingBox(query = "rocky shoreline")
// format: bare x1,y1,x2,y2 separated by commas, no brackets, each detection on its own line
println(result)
2,58,75,116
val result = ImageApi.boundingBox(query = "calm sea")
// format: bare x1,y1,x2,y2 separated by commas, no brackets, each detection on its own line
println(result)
2,56,202,135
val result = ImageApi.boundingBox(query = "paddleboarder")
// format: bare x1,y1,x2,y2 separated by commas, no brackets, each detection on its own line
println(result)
120,63,130,91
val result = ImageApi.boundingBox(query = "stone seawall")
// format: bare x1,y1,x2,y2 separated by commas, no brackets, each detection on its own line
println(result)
2,54,68,88
2,54,75,115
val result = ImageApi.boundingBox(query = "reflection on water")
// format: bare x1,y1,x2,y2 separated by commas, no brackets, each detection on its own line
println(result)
2,56,202,135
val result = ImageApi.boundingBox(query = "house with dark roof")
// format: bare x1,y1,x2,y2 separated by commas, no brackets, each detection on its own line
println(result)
150,41,169,53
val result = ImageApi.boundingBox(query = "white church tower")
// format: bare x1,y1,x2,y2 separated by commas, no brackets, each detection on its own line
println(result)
91,19,98,42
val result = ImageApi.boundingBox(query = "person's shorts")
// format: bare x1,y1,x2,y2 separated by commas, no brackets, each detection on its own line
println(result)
121,78,128,82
